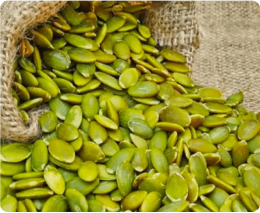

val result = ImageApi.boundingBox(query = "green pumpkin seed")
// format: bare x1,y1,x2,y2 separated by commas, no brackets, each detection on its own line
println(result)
12,171,43,180
131,148,148,172
226,90,244,107
199,184,216,196
100,138,120,157
64,105,82,128
19,70,38,87
88,200,105,212
96,194,120,212
97,164,116,181
231,141,249,167
65,188,89,212
1,195,18,212
13,82,30,101
205,102,232,114
95,72,122,91
93,49,117,63
243,166,260,197
106,148,135,174
76,63,96,78
33,31,54,49
1,143,31,163
61,5,81,25
88,121,108,144
189,152,207,186
238,120,260,141
44,165,65,194
49,155,82,172
121,191,147,211
31,140,48,172
128,81,159,98
60,93,82,104
78,142,105,162
218,145,233,167
17,200,28,212
128,118,153,139
81,93,99,121
160,106,191,127
39,111,58,133
150,148,169,174
232,200,248,212
165,96,193,108
42,195,68,212
93,181,117,194
57,123,79,141
37,25,53,41
68,47,96,63
9,178,44,190
200,195,219,212
158,201,189,212
161,49,186,63
49,96,71,120
16,188,54,199
106,16,126,33
43,50,70,70
116,162,134,196
78,161,98,182
49,139,75,163
66,176,99,196
207,175,236,193
26,87,51,102
113,41,131,60
163,62,190,73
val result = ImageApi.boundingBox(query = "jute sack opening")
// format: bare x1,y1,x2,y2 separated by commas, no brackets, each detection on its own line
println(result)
0,0,198,142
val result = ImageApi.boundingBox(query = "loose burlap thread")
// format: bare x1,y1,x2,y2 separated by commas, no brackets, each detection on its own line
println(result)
0,0,197,142
192,1,260,112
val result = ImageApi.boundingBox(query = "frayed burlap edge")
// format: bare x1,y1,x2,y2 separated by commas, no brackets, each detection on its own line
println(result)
1,1,67,142
0,1,199,142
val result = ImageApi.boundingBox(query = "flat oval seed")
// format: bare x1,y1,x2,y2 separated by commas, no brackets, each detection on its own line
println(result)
27,87,51,102
151,148,169,174
95,61,119,76
106,148,135,174
203,116,227,127
57,123,79,141
13,82,30,101
95,72,122,91
119,108,145,128
1,195,18,212
39,111,58,133
140,191,161,212
53,78,76,93
88,121,108,144
128,118,154,139
128,81,159,98
31,140,48,172
65,188,89,212
19,70,38,87
232,141,249,167
42,195,68,212
1,143,31,163
158,201,189,212
161,49,186,63
226,90,244,107
64,33,98,51
43,50,70,70
113,41,131,60
149,131,167,152
121,191,147,211
200,195,219,212
96,194,120,212
138,24,151,39
49,155,83,172
165,96,193,108
160,106,191,127
238,120,260,141
78,142,105,162
189,152,207,186
49,96,71,120
64,105,82,128
9,178,45,190
49,139,75,163
44,165,65,195
77,63,96,77
78,161,98,182
94,115,118,130
97,164,116,181
119,68,139,89
93,181,117,194
19,58,36,73
209,126,230,144
16,188,54,199
81,93,99,121
166,173,188,202
106,16,126,33
60,93,82,104
116,162,134,196
173,73,194,87
68,47,96,63
188,138,217,153
243,166,260,197
205,102,232,114
207,175,236,194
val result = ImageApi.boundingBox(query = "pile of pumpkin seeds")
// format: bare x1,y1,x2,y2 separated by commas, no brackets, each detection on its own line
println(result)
2,1,260,212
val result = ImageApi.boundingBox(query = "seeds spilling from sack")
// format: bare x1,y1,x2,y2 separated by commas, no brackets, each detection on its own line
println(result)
2,1,260,212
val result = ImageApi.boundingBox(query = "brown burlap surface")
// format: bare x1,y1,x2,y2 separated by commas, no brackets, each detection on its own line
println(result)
192,1,260,112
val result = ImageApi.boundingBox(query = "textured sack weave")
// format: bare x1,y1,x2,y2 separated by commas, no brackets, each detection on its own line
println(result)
192,1,260,112
1,1,197,142
0,1,67,141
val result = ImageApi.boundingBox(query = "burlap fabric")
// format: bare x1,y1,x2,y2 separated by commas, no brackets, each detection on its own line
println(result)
192,1,260,112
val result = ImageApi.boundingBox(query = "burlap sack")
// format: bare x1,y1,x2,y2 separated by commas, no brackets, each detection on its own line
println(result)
0,0,198,142
192,1,260,112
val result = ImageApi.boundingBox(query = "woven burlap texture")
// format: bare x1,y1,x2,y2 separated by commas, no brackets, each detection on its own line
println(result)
1,1,67,141
192,1,260,112
1,1,197,142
